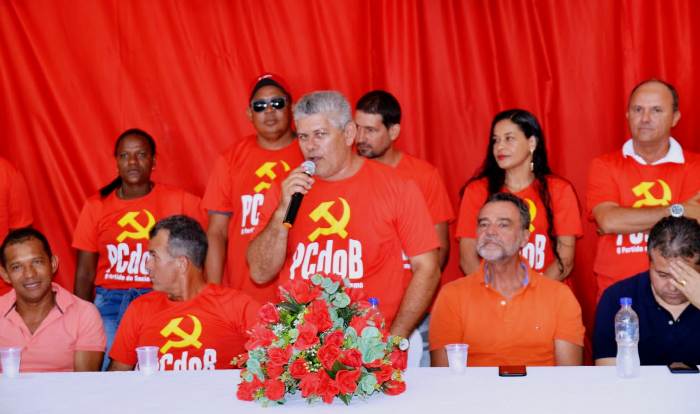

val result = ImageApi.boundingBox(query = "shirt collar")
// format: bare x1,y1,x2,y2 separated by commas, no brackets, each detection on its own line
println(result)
484,261,530,288
621,137,685,165
0,283,73,317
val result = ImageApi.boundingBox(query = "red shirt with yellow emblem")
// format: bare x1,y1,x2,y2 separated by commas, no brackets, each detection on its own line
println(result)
110,284,258,370
202,136,304,304
259,159,439,326
456,176,582,273
0,158,33,294
587,149,700,292
72,184,205,290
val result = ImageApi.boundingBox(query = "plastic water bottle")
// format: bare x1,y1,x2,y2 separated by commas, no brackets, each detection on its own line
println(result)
615,297,640,378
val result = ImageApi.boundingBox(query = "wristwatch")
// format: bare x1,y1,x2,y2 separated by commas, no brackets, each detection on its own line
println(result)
669,203,684,218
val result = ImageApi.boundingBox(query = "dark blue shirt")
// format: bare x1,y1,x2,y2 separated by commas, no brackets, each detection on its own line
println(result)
593,271,700,365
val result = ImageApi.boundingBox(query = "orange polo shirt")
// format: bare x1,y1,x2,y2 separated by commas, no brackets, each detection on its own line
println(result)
429,264,584,366
0,283,106,372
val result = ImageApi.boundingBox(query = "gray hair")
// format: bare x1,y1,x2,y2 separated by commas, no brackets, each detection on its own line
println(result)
149,215,208,269
293,91,352,130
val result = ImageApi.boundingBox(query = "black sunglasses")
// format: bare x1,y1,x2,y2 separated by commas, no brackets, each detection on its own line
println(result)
251,97,287,112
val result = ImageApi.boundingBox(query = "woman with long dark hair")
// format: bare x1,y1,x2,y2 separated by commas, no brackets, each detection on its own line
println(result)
456,109,582,280
72,128,205,369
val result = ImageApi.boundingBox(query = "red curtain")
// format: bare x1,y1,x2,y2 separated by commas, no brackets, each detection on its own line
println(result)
2,0,699,342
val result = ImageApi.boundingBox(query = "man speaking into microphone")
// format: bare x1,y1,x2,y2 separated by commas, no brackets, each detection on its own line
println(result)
247,91,440,339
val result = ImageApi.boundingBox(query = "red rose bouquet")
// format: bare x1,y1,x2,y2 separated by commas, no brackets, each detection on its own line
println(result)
234,274,408,405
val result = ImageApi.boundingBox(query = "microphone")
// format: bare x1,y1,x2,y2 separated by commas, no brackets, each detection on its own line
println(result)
283,160,316,228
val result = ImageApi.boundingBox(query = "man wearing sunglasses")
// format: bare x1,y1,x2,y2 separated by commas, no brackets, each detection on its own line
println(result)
248,91,441,343
202,73,303,305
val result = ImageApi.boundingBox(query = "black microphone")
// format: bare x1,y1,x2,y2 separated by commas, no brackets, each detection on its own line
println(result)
283,160,316,228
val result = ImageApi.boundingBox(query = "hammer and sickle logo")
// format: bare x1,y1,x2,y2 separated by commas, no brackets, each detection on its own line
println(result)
632,180,672,208
524,198,537,233
308,197,351,242
116,210,156,242
159,314,203,354
253,160,291,193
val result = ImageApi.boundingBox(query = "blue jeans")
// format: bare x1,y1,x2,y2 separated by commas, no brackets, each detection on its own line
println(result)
94,287,151,371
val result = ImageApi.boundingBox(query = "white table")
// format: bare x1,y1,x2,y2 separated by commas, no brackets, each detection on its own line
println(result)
1,367,698,414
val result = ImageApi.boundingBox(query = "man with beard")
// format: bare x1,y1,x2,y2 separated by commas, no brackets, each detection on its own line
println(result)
429,193,584,366
354,90,453,269
594,216,700,366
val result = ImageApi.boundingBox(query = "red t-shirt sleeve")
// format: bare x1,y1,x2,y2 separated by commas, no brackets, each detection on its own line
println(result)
550,178,583,237
109,300,142,366
182,192,208,231
72,198,100,252
396,180,440,257
424,167,455,224
455,180,488,239
8,166,33,229
225,292,261,333
586,156,620,220
678,155,700,200
553,285,585,347
202,154,234,213
250,181,282,238
75,301,107,352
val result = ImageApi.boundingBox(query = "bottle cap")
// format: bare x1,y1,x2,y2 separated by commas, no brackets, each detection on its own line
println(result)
619,297,632,306
368,297,379,307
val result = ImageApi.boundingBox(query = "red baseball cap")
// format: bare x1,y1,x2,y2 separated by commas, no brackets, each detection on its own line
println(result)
249,72,292,103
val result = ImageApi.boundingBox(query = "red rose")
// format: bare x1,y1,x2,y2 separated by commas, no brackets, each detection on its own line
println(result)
266,363,285,379
289,358,309,379
349,315,369,335
389,349,407,370
285,279,322,304
245,324,278,350
258,303,280,324
324,330,345,348
318,342,341,371
236,375,263,401
339,349,362,368
294,322,320,350
318,372,339,404
305,300,332,332
383,380,406,396
346,286,366,304
264,378,286,401
299,372,322,398
267,346,292,366
335,369,361,395
373,364,394,383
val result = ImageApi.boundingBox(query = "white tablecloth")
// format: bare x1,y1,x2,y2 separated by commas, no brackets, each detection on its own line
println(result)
1,367,697,413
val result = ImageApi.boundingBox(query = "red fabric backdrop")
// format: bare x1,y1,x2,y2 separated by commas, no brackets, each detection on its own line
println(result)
2,0,700,348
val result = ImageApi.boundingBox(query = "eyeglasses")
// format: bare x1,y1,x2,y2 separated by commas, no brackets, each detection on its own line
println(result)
251,97,287,112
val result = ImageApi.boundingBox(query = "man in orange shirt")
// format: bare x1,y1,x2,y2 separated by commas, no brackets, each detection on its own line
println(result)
587,79,700,296
203,73,303,305
0,157,33,295
0,228,105,372
109,215,258,371
248,91,440,340
430,193,584,367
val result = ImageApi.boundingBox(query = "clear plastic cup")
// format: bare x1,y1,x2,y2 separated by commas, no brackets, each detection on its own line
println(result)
135,346,159,375
0,347,22,378
445,343,468,374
